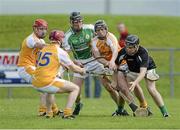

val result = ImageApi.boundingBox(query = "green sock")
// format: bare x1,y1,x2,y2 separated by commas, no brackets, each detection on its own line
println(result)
117,105,124,112
159,105,168,115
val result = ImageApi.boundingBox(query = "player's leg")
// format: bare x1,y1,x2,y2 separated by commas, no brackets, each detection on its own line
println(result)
101,73,128,116
117,71,148,116
145,79,168,117
134,84,147,108
126,71,148,108
55,80,79,119
51,94,63,116
113,72,129,116
45,93,54,118
89,61,128,116
18,66,46,116
39,93,47,116
126,71,152,115
44,93,63,118
72,75,84,115
26,66,49,116
134,84,153,116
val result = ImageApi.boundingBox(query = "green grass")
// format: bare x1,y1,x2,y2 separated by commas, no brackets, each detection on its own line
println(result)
1,15,180,48
1,15,180,129
0,85,180,129
0,93,179,129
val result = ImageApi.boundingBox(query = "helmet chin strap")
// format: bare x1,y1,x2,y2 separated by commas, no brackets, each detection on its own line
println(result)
126,45,139,56
72,27,82,33
34,28,46,39
98,36,106,40
97,30,107,40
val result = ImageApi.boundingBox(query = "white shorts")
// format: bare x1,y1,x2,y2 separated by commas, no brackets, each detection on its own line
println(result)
18,66,36,83
33,78,66,94
126,69,159,82
73,57,111,79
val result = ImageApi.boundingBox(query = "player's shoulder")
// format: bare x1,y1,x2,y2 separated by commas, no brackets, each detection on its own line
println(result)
57,46,69,56
83,24,94,30
106,32,118,46
91,36,99,44
107,32,117,40
25,33,37,47
26,33,34,42
138,46,148,54
65,29,73,38
92,36,98,41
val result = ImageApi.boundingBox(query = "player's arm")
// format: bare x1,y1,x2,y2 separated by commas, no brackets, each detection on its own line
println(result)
61,33,84,67
58,49,85,75
27,37,46,49
91,40,109,66
109,39,119,63
129,51,149,91
68,63,86,75
34,42,46,49
108,35,120,70
62,33,72,52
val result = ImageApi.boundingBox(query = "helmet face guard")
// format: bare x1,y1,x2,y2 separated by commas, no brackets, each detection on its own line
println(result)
125,34,139,55
94,20,108,31
33,19,48,38
94,20,108,39
70,12,83,32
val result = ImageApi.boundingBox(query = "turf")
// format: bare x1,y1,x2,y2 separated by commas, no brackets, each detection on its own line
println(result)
0,94,179,129
1,15,180,49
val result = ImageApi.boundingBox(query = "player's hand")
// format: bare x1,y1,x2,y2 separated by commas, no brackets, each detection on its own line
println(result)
79,68,86,75
109,61,117,71
74,60,84,67
129,81,137,92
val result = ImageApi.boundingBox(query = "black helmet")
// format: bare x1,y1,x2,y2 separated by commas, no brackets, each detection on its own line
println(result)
70,12,82,22
94,20,108,31
125,34,139,46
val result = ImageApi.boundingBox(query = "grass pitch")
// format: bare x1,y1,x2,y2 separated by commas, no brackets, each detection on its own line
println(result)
0,88,180,129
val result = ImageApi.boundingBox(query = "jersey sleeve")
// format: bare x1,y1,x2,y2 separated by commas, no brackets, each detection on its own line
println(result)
107,33,119,51
83,24,95,37
83,24,94,31
139,50,149,68
57,48,73,66
115,49,125,65
62,32,71,51
91,38,99,51
26,35,36,48
26,35,45,48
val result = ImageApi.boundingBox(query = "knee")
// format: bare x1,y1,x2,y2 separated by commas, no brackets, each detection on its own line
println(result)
73,84,80,93
119,86,128,95
104,85,114,93
147,85,156,95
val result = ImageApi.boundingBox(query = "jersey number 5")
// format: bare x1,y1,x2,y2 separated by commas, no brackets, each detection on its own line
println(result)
37,52,52,66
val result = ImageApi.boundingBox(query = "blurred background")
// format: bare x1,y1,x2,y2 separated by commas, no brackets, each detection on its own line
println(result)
1,0,180,16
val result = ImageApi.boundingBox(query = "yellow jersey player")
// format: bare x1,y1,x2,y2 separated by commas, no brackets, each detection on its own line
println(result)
17,19,60,116
32,30,86,119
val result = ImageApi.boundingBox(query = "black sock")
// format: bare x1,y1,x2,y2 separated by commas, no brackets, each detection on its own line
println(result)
117,105,124,112
129,103,138,112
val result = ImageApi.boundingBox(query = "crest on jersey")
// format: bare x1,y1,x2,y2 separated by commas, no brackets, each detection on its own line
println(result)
85,34,90,40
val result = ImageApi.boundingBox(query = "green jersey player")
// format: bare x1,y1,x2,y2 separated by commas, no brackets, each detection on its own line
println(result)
63,12,129,116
